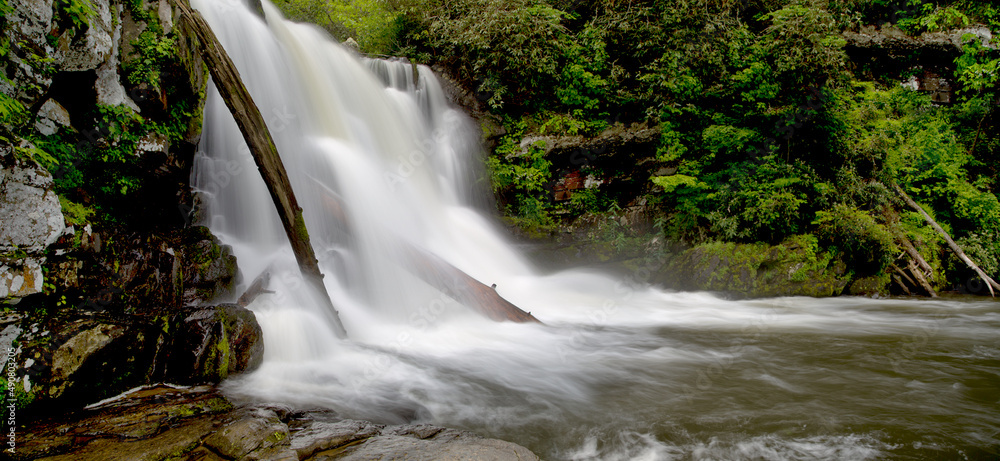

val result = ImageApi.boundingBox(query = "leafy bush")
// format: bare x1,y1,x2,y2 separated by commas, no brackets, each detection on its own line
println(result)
814,203,898,275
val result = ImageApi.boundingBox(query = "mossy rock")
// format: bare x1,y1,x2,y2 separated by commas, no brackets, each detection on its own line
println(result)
658,235,852,298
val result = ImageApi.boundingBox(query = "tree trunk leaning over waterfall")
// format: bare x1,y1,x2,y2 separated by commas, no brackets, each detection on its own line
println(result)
892,183,1000,297
174,0,348,337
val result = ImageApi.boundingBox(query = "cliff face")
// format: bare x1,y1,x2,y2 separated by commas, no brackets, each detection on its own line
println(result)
0,0,209,301
0,0,266,420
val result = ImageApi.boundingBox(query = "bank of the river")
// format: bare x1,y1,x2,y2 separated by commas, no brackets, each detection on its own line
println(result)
16,384,539,460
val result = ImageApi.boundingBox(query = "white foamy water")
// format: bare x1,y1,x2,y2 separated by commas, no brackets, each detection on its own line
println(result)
190,0,1000,458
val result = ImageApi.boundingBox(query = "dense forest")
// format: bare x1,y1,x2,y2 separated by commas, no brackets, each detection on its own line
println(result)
268,0,1000,296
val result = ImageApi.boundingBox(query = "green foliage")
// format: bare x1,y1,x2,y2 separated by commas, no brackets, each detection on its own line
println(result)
947,232,1000,282
814,203,898,274
706,158,814,243
54,0,95,34
487,120,557,233
272,0,408,54
124,30,175,87
762,2,848,88
59,195,95,226
568,187,615,214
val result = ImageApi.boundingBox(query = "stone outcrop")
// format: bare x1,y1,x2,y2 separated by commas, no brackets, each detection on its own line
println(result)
844,24,994,55
17,385,541,461
1,302,262,416
0,144,66,299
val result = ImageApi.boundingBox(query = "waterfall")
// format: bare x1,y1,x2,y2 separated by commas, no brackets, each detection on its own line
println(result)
189,1,1000,459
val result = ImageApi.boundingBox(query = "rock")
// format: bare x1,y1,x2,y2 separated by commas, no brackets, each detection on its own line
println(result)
2,0,56,102
0,144,66,300
158,0,175,35
59,0,115,71
48,325,118,397
6,302,262,417
290,420,384,459
17,385,232,461
165,304,263,383
95,1,142,111
845,24,995,54
34,99,72,136
316,425,541,461
20,386,542,461
343,37,360,52
7,0,54,40
0,257,45,298
179,226,240,306
0,146,66,254
203,408,289,458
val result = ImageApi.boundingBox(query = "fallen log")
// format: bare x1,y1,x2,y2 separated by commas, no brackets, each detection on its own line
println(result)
892,183,1000,297
174,0,348,337
401,246,540,323
907,260,937,298
893,230,935,277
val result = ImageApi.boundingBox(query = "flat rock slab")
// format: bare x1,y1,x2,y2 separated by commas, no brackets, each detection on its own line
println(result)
18,384,540,461
318,429,540,461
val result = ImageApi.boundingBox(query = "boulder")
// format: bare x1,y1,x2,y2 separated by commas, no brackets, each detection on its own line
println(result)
0,145,66,254
0,144,66,300
167,304,264,383
203,408,290,459
34,99,72,136
2,302,262,417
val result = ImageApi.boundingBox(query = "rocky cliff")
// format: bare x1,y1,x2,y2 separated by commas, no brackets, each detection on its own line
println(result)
0,0,264,420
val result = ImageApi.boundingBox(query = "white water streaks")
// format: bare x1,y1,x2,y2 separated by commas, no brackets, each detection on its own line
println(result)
190,1,1000,459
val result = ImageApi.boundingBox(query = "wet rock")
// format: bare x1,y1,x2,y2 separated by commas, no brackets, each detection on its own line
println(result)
291,420,384,459
204,408,289,458
319,426,540,461
20,386,541,461
179,226,240,306
6,302,261,417
168,304,264,383
17,385,232,461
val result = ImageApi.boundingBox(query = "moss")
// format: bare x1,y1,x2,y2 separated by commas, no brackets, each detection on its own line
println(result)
215,325,230,379
293,208,311,242
201,396,234,414
267,430,287,443
668,235,851,298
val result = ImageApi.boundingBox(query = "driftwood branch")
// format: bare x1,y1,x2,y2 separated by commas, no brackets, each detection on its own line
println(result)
907,260,937,297
893,183,1000,297
175,0,348,336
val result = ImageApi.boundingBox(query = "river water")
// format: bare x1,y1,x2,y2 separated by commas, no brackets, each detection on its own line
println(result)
190,0,1000,459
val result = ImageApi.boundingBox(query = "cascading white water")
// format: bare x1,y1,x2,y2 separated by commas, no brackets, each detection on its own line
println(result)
191,1,1000,459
